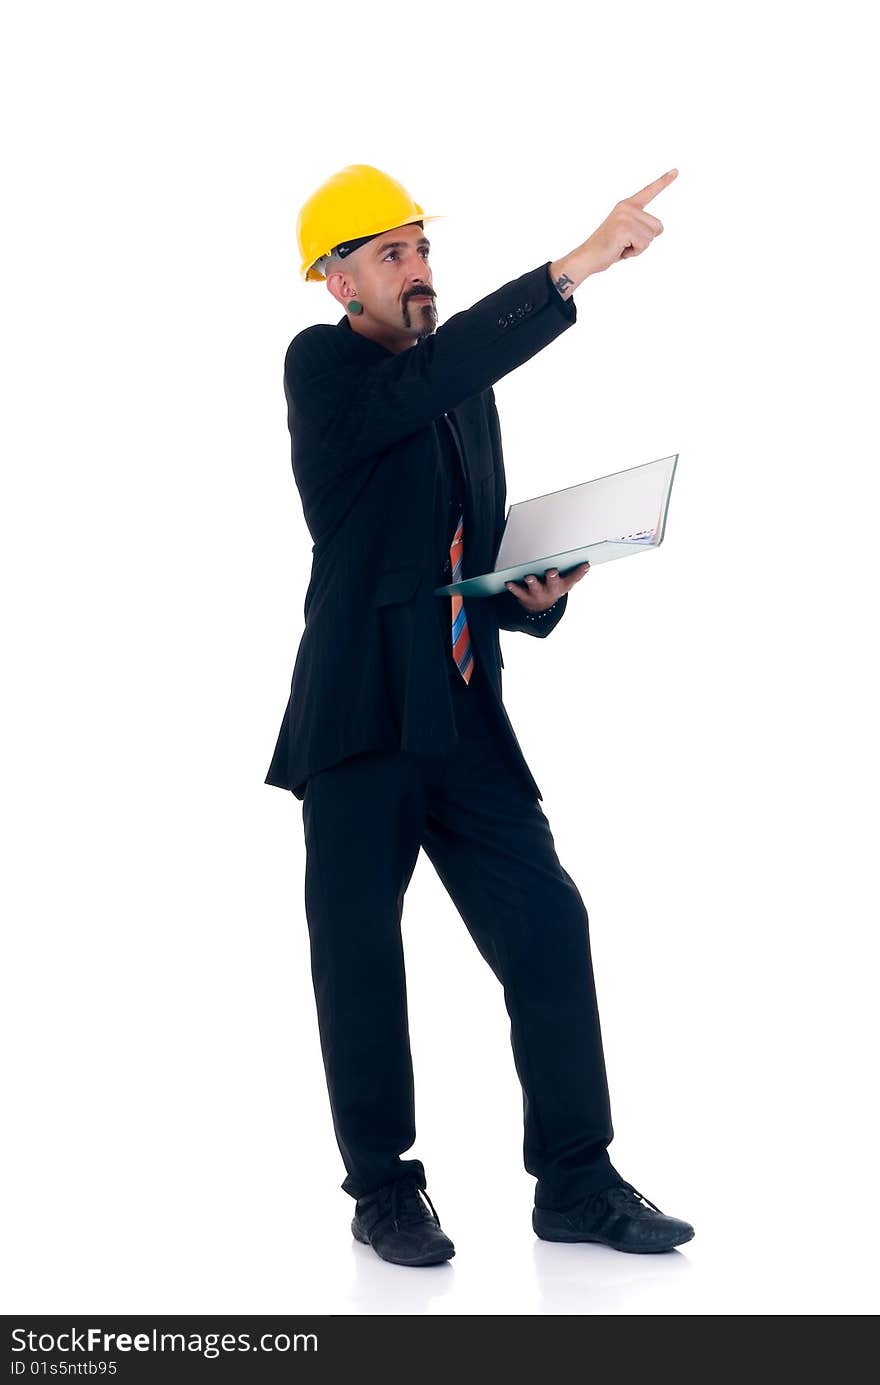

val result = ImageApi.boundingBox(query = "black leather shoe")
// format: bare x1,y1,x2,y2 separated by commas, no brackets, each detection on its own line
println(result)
533,1180,694,1253
352,1175,455,1267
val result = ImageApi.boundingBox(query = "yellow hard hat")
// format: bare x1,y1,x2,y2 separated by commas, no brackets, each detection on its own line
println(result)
297,163,443,283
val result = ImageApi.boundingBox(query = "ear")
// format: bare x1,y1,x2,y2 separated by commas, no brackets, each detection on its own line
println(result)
325,270,353,311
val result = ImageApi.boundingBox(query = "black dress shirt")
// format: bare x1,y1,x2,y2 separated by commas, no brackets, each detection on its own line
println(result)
440,413,465,561
435,266,564,672
436,412,468,677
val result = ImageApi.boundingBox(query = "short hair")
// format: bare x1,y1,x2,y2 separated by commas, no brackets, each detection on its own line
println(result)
313,249,347,281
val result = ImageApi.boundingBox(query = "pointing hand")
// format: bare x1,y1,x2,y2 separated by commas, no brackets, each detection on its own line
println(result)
582,167,678,274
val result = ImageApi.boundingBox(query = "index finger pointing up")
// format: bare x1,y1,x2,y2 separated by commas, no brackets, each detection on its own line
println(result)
629,167,679,208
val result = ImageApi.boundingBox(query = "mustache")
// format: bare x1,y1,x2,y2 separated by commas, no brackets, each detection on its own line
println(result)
404,289,436,304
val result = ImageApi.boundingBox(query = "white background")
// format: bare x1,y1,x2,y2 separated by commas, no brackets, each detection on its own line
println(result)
2,0,878,1317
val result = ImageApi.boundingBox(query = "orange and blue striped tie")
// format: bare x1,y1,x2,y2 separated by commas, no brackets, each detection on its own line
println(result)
450,509,474,683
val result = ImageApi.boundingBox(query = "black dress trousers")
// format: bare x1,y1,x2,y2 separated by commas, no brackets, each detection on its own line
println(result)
300,655,622,1212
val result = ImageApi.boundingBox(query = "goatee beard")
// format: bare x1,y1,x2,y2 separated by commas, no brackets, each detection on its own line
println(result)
404,300,437,336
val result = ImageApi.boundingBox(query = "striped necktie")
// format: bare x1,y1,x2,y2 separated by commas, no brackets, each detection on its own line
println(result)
449,509,474,683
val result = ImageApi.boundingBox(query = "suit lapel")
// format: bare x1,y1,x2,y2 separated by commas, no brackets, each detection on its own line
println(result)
445,403,492,579
333,318,487,576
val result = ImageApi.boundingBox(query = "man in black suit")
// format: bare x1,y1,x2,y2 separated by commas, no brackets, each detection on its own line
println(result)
266,164,692,1265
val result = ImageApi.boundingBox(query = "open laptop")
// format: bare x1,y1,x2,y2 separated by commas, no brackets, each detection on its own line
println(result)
434,454,679,598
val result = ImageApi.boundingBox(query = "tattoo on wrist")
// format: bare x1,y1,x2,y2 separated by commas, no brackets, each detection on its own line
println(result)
552,273,574,299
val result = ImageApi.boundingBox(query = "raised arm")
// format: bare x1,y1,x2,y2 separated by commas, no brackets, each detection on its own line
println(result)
288,260,577,493
485,168,679,636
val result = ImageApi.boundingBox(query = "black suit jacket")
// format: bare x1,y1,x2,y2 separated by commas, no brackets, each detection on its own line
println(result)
265,260,578,800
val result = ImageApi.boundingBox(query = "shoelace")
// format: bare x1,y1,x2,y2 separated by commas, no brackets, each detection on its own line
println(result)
390,1179,442,1233
566,1181,665,1226
604,1182,664,1217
